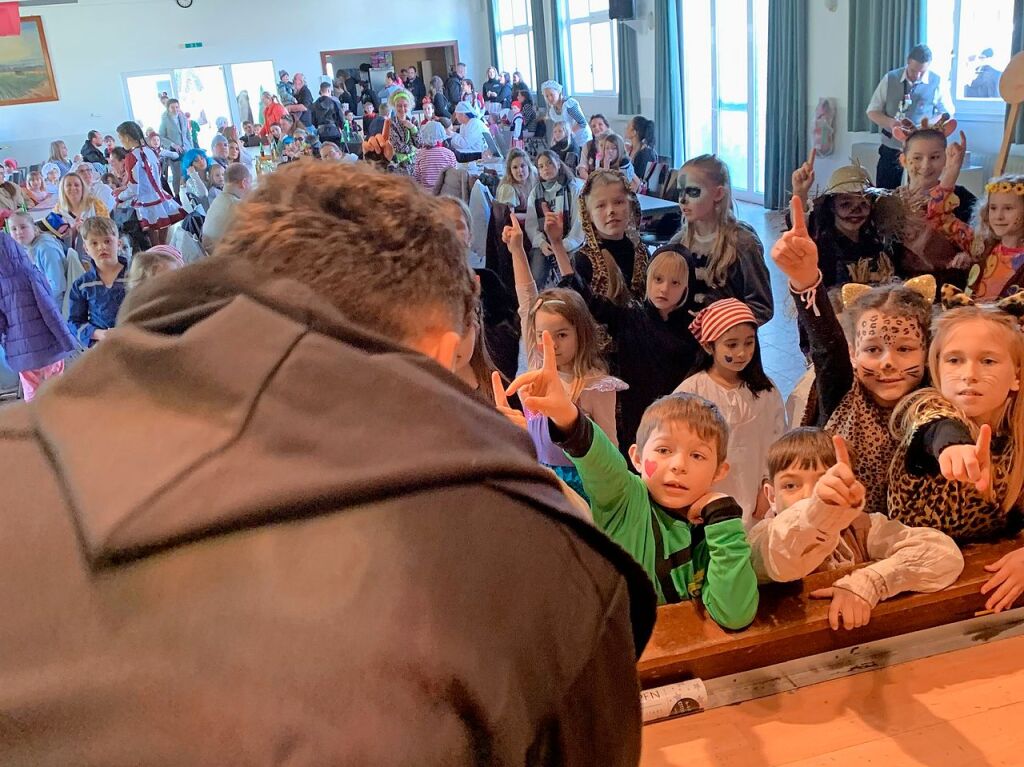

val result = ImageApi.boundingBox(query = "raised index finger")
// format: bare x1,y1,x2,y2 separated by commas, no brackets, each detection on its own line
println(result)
541,329,558,372
806,147,816,168
833,434,852,468
508,211,522,232
790,195,808,237
977,423,992,462
492,370,510,408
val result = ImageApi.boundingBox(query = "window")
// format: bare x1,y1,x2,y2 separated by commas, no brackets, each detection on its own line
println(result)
561,0,617,95
925,0,1016,117
681,0,768,200
494,0,536,88
124,60,276,145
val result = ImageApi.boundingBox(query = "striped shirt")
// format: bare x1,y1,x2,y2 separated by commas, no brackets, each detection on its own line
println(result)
413,146,458,191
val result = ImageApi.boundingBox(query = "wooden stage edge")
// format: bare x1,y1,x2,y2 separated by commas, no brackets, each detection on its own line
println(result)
638,537,1023,691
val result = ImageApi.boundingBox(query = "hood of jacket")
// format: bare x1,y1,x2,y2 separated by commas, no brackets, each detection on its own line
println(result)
30,255,656,646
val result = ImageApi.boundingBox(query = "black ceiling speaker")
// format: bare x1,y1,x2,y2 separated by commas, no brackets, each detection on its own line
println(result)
609,0,634,20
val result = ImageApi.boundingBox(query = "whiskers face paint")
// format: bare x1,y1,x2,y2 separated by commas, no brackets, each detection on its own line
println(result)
852,310,927,406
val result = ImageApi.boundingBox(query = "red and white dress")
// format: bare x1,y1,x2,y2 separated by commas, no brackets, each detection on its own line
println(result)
119,145,185,231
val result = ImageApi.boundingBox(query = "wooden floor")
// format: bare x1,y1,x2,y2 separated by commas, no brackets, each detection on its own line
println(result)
641,634,1024,767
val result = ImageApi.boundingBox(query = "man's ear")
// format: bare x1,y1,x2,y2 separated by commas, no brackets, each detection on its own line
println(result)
408,330,462,372
628,443,642,474
714,461,730,483
763,481,776,510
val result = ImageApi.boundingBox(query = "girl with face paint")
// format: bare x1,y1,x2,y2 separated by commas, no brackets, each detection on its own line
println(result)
675,298,785,524
889,307,1024,565
791,154,896,289
772,195,933,516
668,154,773,325
970,176,1024,298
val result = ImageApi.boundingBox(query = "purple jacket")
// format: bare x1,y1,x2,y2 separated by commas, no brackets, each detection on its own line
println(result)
0,233,77,372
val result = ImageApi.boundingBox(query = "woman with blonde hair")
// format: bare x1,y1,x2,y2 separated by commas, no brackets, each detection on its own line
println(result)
47,140,72,177
56,171,110,249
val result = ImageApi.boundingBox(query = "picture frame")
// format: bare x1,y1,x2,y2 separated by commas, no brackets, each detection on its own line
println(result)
0,16,58,107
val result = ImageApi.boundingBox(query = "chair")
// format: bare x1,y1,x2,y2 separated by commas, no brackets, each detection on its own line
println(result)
639,166,681,249
434,165,472,202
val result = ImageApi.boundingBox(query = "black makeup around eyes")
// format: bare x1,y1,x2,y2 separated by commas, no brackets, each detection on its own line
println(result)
681,186,703,200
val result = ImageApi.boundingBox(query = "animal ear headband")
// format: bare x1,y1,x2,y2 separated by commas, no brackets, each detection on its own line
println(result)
892,114,958,144
841,274,936,310
940,283,1024,317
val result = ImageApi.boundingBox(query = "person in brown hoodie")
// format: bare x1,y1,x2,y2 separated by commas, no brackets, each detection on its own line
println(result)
0,161,656,765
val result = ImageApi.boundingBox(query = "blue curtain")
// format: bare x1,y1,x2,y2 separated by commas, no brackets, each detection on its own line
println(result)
847,0,923,132
550,0,566,87
487,0,499,71
654,0,683,166
531,0,552,86
618,22,642,115
765,0,808,209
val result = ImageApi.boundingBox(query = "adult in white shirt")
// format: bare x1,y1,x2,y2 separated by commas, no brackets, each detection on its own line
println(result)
202,162,252,253
448,102,488,157
70,161,116,212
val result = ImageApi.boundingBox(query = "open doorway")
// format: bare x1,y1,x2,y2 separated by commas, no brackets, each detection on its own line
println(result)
320,41,459,113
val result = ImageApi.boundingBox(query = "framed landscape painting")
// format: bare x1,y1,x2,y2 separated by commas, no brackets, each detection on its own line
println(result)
0,16,58,107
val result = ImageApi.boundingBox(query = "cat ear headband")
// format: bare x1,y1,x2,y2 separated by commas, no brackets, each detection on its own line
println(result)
940,283,1024,317
841,274,936,310
891,114,958,144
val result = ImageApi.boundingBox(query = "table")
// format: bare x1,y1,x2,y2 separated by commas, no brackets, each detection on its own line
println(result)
638,193,677,215
28,204,55,222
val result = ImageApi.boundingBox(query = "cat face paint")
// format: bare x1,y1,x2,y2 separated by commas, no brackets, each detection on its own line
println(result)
852,309,926,407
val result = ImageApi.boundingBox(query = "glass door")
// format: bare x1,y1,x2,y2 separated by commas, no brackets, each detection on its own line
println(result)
229,61,276,127
125,73,174,134
173,65,232,152
682,0,768,202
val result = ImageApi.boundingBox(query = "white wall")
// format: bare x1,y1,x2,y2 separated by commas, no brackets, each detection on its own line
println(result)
0,0,491,166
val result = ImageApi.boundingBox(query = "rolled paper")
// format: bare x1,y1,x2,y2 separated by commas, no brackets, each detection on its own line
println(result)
640,679,709,724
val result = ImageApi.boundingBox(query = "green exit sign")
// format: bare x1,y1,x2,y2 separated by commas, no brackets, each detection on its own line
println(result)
182,42,203,49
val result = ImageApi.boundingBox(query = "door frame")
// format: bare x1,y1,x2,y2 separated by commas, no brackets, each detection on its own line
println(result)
319,40,460,77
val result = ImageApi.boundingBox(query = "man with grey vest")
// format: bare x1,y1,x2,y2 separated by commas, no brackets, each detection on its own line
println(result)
158,98,194,199
866,44,952,189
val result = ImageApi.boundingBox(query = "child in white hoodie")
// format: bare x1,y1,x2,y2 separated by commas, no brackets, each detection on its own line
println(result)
749,427,964,631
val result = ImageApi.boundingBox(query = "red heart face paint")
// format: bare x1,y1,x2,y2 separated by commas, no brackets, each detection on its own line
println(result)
644,460,658,478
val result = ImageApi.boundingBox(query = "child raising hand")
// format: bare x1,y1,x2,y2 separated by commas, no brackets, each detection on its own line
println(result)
749,429,963,631
508,331,759,626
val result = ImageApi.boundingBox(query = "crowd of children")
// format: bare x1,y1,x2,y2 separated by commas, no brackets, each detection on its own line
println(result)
4,83,1024,632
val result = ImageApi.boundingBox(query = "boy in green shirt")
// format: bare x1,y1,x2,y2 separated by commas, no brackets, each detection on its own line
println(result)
508,331,759,629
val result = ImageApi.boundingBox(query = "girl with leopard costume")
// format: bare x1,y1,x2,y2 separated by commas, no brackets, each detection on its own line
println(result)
887,302,1024,552
772,195,932,517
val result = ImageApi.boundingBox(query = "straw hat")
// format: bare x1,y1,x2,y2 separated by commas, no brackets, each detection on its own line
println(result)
822,163,873,195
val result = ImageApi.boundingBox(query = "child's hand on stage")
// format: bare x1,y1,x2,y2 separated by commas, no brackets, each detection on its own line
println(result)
810,586,872,630
982,546,1024,613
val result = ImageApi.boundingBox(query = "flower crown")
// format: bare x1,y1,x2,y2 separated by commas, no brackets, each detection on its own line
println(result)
985,180,1024,196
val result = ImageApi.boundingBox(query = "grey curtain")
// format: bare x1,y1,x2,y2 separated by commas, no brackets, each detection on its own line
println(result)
847,0,923,132
549,0,565,87
765,0,807,209
654,0,683,166
531,0,552,86
1011,0,1024,143
488,0,499,72
617,22,641,115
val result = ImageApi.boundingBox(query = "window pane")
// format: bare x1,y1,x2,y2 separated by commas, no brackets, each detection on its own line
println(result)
515,33,535,86
498,0,516,31
570,22,594,93
591,21,614,92
126,74,173,135
715,0,748,106
682,0,713,159
754,0,768,194
924,0,956,85
589,0,608,12
173,65,231,152
501,34,518,76
512,0,529,28
229,61,276,125
568,0,589,20
719,109,749,193
955,0,1014,100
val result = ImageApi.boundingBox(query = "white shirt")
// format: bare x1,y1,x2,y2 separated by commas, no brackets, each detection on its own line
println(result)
90,181,116,212
675,370,786,526
449,117,488,154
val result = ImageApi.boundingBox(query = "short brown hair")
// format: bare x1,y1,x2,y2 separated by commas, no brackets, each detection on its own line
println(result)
214,160,477,342
635,393,729,462
766,427,841,481
79,215,118,241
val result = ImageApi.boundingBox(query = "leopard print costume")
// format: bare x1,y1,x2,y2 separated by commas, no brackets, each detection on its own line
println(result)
887,389,1015,542
825,381,895,517
576,179,648,303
